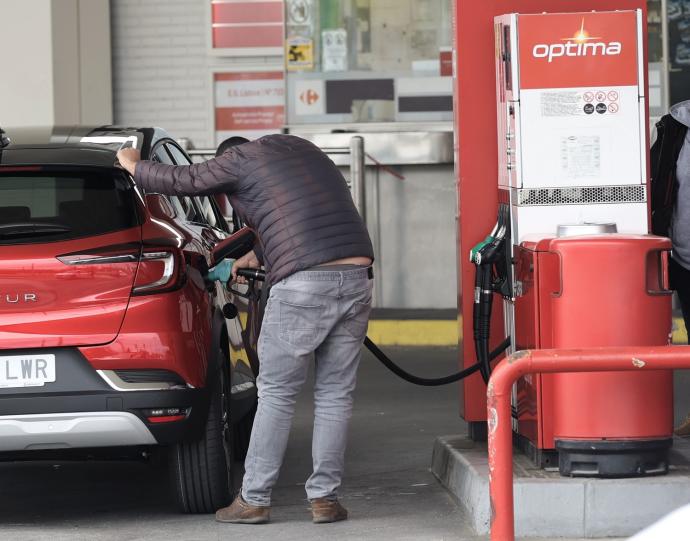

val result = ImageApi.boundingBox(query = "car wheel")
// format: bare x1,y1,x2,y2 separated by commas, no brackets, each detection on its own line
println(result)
169,349,233,513
233,402,256,460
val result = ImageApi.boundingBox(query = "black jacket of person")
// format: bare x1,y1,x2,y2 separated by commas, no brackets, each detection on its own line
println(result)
134,134,374,284
651,114,689,236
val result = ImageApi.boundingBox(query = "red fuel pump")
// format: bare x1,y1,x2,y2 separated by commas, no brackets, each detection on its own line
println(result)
453,0,649,441
455,1,673,479
514,234,673,475
491,9,675,476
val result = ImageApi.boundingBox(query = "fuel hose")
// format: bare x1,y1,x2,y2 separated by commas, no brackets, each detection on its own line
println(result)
363,336,511,387
233,267,511,387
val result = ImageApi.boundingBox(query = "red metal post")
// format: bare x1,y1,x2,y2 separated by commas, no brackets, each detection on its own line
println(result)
487,346,690,541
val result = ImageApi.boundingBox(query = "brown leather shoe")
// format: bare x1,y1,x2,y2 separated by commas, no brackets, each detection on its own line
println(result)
310,498,348,524
215,494,270,524
675,414,690,437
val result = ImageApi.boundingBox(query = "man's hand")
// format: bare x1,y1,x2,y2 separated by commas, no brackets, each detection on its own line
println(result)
231,250,261,285
116,147,141,176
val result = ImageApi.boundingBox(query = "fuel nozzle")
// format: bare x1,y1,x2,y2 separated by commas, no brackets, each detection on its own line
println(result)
470,206,510,384
205,259,234,283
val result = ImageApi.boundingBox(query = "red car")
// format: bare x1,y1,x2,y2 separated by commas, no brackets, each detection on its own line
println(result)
0,126,261,513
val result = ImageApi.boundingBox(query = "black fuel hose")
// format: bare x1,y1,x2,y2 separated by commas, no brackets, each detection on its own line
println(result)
473,264,494,384
233,267,511,386
363,336,511,387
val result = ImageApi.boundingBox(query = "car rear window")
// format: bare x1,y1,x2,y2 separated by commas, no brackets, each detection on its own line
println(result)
0,170,138,245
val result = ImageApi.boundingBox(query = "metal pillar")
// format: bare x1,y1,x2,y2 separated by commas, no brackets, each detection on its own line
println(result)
661,0,671,112
349,135,366,220
487,345,690,541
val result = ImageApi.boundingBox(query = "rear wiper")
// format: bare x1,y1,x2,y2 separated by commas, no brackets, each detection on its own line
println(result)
0,222,72,239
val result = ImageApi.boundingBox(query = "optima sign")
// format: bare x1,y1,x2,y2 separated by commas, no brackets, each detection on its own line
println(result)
531,18,622,63
518,11,639,89
532,41,622,63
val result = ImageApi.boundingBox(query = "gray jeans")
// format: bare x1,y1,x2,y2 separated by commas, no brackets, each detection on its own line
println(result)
241,267,373,506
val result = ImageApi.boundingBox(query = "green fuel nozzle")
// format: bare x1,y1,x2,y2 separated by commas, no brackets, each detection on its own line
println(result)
205,259,234,283
470,235,496,265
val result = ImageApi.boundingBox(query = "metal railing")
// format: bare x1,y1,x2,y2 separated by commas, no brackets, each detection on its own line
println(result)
487,345,690,541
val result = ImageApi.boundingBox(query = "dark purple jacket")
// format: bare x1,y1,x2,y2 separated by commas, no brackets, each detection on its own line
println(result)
134,134,374,283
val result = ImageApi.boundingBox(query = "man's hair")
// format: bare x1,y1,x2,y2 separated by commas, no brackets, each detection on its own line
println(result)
216,136,250,157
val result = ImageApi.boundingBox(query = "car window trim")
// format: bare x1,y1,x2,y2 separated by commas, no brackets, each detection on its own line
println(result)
165,142,193,166
191,195,227,233
207,196,231,233
151,140,226,232
151,140,176,165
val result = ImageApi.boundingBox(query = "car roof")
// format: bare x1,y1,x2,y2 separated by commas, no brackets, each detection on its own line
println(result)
0,125,177,167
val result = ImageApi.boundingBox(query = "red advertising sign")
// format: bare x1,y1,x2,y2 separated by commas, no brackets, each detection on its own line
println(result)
214,71,285,142
210,0,284,54
518,11,639,89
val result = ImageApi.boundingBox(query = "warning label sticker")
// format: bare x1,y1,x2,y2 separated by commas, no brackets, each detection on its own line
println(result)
540,89,621,117
560,135,601,178
540,91,582,116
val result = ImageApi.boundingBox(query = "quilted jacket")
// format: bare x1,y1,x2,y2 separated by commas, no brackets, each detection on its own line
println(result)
134,134,374,283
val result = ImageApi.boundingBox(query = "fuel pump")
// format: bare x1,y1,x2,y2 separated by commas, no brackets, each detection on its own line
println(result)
489,9,674,476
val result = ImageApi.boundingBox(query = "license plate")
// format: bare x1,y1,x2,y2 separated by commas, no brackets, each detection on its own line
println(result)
0,354,56,388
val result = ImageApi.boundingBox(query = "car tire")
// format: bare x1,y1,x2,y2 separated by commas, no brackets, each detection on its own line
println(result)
169,349,233,513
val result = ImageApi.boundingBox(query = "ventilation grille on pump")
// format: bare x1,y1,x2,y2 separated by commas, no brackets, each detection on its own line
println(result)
514,185,647,206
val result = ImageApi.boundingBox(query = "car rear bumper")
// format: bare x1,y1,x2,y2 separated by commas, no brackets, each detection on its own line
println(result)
0,348,211,452
0,385,211,452
0,411,156,452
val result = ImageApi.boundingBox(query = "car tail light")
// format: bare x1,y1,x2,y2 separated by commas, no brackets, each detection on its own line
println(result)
143,407,189,423
57,243,142,266
132,248,185,295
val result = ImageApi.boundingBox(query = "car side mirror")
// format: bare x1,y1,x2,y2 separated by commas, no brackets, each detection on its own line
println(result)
212,226,256,266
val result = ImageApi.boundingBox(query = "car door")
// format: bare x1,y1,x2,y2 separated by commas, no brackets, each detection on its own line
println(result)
164,143,261,377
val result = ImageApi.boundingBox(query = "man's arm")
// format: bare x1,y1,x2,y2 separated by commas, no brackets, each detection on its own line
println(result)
116,147,243,196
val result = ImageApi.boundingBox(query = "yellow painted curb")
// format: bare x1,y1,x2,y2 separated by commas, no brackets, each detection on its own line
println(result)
237,313,687,347
364,317,688,347
367,319,460,346
673,317,687,345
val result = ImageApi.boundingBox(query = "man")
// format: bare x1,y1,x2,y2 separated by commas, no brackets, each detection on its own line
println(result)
651,100,690,339
117,134,374,524
651,99,690,435
215,135,250,157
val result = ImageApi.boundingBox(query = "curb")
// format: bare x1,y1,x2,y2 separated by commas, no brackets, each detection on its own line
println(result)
367,319,459,346
432,435,690,538
367,317,687,347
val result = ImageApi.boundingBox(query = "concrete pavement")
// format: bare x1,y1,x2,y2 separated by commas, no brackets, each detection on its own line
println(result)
0,347,477,541
0,345,666,540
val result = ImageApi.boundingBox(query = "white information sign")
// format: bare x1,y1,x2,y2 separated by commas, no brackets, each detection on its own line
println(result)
213,71,285,143
287,0,312,25
519,86,642,188
322,29,347,72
